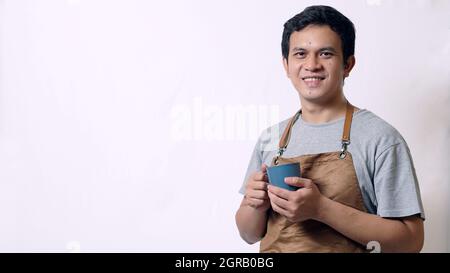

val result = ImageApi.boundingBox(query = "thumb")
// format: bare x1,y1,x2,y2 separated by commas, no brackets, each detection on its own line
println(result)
261,163,268,173
261,164,269,182
284,177,313,188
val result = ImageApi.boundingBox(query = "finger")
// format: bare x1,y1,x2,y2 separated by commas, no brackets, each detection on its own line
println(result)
246,197,265,208
284,177,313,188
248,181,268,191
267,190,289,210
261,163,268,173
270,199,289,217
246,190,269,200
252,171,267,181
261,164,269,181
267,184,290,200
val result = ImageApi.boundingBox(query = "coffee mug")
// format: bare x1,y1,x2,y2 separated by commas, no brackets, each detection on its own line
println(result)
267,162,301,191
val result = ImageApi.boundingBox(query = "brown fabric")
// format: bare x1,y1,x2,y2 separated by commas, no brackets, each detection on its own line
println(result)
342,101,354,142
278,110,301,149
260,102,368,253
260,152,368,252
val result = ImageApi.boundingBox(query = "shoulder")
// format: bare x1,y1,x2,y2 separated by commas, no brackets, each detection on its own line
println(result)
352,109,407,150
256,117,292,152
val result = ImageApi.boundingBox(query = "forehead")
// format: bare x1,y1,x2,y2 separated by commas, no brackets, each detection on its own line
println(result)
289,25,341,50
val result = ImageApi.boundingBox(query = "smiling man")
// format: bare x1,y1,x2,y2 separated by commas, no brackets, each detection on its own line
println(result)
235,5,425,253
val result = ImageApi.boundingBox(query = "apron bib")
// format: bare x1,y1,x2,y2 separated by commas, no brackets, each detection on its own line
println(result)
260,102,368,253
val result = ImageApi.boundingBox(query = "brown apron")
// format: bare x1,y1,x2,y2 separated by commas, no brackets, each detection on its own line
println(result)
260,102,368,253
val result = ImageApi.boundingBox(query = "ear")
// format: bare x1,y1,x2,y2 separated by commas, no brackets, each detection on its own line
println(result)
282,57,290,78
343,55,355,78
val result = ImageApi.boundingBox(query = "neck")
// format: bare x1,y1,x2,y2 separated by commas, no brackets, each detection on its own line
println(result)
299,94,348,124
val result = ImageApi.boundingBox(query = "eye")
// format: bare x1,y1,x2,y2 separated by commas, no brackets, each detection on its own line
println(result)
293,51,306,58
320,51,333,58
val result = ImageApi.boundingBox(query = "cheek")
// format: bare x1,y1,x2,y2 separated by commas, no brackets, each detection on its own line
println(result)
324,61,334,70
325,62,344,77
288,63,302,77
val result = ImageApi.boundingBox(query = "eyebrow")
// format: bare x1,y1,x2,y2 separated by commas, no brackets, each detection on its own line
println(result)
292,47,338,53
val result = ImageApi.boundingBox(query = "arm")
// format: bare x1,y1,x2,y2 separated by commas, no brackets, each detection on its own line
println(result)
235,198,269,244
267,177,424,252
235,164,270,244
317,197,424,252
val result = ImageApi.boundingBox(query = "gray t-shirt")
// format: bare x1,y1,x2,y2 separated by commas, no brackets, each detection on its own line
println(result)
240,109,425,219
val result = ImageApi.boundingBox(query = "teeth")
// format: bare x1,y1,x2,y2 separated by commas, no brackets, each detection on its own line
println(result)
303,77,323,81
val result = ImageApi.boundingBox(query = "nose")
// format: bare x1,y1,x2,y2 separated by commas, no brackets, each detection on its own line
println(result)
304,56,322,71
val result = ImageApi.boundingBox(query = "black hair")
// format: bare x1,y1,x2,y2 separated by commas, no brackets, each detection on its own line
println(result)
281,5,355,65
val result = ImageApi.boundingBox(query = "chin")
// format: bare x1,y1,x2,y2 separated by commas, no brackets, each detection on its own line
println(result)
299,89,326,99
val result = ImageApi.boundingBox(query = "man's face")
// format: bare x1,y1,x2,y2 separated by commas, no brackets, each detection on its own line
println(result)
283,25,355,104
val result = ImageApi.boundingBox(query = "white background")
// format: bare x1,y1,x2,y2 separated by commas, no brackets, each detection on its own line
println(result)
0,0,449,252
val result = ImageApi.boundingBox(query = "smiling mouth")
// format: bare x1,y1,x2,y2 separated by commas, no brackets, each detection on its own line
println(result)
301,76,325,88
301,76,326,81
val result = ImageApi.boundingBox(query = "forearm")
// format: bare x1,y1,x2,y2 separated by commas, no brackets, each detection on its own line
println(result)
235,198,268,244
316,197,423,252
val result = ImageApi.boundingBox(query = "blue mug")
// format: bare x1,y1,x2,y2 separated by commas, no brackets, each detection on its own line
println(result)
267,162,301,191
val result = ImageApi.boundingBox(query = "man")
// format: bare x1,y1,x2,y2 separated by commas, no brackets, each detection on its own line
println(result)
235,5,425,253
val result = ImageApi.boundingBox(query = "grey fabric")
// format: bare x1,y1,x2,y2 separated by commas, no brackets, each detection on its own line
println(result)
239,109,425,219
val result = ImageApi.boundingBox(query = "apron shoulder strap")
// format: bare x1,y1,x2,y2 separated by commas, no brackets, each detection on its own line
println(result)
278,110,301,151
342,101,354,144
339,101,354,159
274,110,300,165
275,101,355,163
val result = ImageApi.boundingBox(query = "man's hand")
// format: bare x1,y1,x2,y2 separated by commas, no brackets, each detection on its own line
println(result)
244,164,271,212
267,176,424,252
267,177,325,222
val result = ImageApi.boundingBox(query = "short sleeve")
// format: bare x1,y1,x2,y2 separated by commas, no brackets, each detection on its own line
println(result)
239,139,263,194
373,142,425,219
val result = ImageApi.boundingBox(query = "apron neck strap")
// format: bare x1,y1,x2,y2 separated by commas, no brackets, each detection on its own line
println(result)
342,101,354,144
278,109,301,152
276,101,354,160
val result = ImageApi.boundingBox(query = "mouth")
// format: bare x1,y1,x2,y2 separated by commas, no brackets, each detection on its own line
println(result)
301,75,326,88
301,75,326,81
